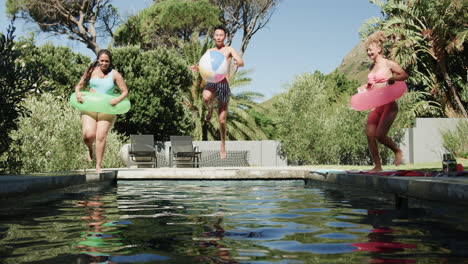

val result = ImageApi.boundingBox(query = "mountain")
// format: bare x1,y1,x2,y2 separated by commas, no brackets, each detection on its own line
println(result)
335,41,370,84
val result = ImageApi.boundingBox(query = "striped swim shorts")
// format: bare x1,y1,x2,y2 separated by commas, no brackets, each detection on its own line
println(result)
205,82,231,104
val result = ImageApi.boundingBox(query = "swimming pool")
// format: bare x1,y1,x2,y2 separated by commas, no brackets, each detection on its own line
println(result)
1,180,468,263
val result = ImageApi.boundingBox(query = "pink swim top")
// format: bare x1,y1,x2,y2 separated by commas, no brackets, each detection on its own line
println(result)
368,70,389,88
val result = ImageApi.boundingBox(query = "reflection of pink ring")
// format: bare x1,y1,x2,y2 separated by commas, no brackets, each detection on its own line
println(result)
351,241,417,252
350,81,407,111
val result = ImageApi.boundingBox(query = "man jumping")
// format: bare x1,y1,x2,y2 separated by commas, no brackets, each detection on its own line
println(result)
191,25,244,159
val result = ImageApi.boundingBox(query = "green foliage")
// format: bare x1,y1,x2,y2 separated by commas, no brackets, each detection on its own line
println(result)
396,90,443,128
16,38,90,97
0,22,41,172
441,121,468,159
247,109,277,139
225,69,268,140
2,93,126,174
361,0,468,117
274,71,402,165
114,0,220,49
111,46,194,140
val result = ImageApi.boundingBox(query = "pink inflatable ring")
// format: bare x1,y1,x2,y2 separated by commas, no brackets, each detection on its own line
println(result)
350,81,407,111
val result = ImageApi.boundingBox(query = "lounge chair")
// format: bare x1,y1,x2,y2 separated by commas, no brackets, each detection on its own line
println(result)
169,136,201,168
127,134,157,168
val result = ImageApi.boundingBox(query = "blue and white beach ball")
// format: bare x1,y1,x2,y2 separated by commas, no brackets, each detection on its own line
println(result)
199,51,228,83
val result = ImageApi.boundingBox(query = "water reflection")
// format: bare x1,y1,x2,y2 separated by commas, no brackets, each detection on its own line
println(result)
76,195,169,263
76,196,128,262
196,216,239,263
350,209,417,263
2,181,468,263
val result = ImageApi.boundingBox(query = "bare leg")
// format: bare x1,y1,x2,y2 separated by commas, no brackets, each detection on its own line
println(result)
94,113,116,173
366,123,382,171
218,102,228,159
81,112,97,162
375,102,402,166
203,88,215,122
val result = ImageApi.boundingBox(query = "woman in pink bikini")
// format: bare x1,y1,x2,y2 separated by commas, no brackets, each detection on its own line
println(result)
358,31,408,171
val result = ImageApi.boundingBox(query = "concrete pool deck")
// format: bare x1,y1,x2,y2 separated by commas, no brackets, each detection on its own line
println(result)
1,167,468,207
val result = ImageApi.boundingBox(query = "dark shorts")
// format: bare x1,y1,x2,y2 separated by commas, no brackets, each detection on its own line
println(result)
205,82,231,104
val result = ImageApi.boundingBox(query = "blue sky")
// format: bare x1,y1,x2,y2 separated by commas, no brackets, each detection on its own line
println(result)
0,0,382,101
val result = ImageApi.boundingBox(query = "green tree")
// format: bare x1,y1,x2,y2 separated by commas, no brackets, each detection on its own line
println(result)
2,93,126,174
6,0,119,54
274,72,329,164
114,0,220,50
0,23,41,172
111,46,194,140
360,0,468,117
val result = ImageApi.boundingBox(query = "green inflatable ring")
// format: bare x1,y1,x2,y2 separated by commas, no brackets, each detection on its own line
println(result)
70,92,131,114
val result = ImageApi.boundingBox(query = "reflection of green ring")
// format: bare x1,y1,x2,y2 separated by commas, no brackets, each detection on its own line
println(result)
78,240,123,247
70,92,130,114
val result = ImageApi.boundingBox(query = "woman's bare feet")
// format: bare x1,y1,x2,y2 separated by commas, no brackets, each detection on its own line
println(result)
370,166,383,172
394,149,403,166
96,166,103,173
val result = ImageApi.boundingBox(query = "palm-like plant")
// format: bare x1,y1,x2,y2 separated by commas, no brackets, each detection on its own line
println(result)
181,34,267,140
360,0,467,117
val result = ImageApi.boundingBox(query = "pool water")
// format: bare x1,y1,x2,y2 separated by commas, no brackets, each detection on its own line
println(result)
1,180,468,263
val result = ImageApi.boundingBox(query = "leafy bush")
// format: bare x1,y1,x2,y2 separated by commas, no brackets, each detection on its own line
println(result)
2,93,126,174
441,120,468,159
0,23,42,172
111,46,194,140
